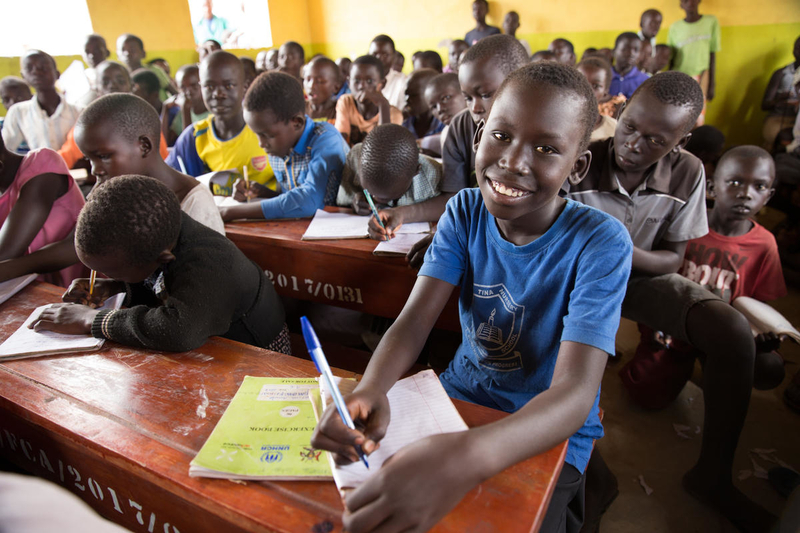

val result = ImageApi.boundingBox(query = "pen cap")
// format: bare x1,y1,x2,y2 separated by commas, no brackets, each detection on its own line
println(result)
300,316,322,373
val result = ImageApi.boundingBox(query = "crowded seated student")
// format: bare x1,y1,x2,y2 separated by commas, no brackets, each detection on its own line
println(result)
423,72,467,158
577,57,617,142
502,11,531,57
76,34,111,106
162,64,209,146
32,175,288,354
218,72,348,222
392,51,405,72
566,72,776,532
198,39,222,62
336,124,442,236
58,61,169,170
166,51,275,196
240,57,257,93
278,41,305,80
334,55,403,147
638,9,662,56
444,39,469,73
132,69,180,144
465,0,501,45
2,50,80,154
0,77,32,148
548,38,576,65
0,127,85,288
369,35,407,110
402,69,445,142
116,34,175,101
312,62,632,533
412,51,443,73
335,57,352,97
609,33,649,100
761,36,800,151
0,92,225,288
304,56,342,124
620,146,787,410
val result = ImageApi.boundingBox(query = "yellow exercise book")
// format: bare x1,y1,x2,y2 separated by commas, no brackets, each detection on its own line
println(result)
190,376,332,480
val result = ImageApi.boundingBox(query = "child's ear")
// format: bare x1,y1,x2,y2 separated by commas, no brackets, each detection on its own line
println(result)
566,150,593,187
292,113,305,130
706,179,715,198
673,131,692,153
472,119,486,154
138,135,153,158
157,249,176,265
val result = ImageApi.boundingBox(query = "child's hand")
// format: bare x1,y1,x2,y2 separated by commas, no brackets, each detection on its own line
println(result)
351,193,373,216
29,303,99,335
62,278,122,308
233,179,274,202
406,233,434,269
363,87,389,108
755,332,783,354
163,93,185,111
367,208,402,241
310,387,390,465
342,432,480,533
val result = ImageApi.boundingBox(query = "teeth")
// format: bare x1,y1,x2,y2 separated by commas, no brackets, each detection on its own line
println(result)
491,179,525,197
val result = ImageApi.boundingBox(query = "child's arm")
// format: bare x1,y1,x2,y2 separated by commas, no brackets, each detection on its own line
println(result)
707,53,716,101
364,88,392,126
0,174,70,262
367,193,455,240
0,236,79,283
334,97,351,145
631,239,688,275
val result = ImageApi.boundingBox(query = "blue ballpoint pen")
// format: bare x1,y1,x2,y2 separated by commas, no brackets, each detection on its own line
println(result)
362,188,388,240
301,316,370,469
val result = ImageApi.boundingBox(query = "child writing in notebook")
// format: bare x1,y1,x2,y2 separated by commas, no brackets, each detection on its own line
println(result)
334,55,403,147
219,72,348,222
31,175,288,354
312,62,633,533
336,124,442,231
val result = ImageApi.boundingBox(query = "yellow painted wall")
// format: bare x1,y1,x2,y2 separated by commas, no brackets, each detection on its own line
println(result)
1,0,799,147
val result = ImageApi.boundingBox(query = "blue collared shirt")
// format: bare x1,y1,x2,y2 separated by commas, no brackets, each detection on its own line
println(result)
259,116,349,220
402,115,445,140
609,66,650,100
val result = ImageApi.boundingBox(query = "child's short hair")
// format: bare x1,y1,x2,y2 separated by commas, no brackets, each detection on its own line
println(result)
307,56,341,82
428,72,460,93
629,72,705,134
716,145,775,184
131,69,160,96
460,35,529,76
371,34,396,52
176,63,199,80
76,93,161,149
353,55,385,79
244,71,305,121
0,76,30,93
121,34,145,51
684,125,725,163
361,124,419,190
497,62,598,152
281,41,305,63
577,57,613,90
531,50,556,63
21,49,57,70
418,50,443,72
76,175,181,267
614,32,641,49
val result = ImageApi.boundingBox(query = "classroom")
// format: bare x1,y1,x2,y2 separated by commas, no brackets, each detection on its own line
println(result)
0,0,799,531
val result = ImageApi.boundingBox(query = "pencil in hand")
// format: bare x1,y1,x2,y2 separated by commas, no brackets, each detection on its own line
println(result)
243,165,251,203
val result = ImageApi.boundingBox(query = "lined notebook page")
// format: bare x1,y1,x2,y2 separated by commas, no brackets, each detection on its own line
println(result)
302,210,431,241
373,233,429,256
321,369,468,490
0,274,38,307
0,294,124,360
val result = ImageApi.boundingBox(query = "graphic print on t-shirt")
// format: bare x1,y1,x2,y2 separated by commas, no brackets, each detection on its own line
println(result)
680,242,748,302
466,283,525,372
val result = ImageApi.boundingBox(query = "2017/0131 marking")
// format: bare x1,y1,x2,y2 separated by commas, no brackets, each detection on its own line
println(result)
264,271,363,304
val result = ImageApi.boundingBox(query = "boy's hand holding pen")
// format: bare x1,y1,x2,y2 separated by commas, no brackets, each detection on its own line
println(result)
62,276,124,308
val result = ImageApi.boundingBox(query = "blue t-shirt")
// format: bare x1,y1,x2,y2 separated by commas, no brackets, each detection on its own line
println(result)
419,190,632,472
609,66,650,100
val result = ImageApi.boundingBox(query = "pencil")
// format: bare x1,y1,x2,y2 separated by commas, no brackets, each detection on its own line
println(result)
88,270,97,299
363,189,388,240
243,165,250,203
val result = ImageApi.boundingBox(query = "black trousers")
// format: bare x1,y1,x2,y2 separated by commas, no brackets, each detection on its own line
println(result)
540,462,586,533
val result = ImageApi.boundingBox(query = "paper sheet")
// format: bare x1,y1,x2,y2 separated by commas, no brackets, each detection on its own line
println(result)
320,369,468,490
373,233,430,256
0,294,124,360
0,274,38,307
302,209,431,240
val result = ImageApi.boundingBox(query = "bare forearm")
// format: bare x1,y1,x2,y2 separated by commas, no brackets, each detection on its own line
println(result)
632,246,682,275
219,202,266,222
378,101,392,125
0,237,79,282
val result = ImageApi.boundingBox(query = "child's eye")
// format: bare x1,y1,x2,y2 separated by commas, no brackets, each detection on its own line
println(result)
480,92,493,100
463,94,473,102
442,94,451,102
728,180,741,187
756,184,769,191
647,137,664,146
491,131,510,142
535,146,557,155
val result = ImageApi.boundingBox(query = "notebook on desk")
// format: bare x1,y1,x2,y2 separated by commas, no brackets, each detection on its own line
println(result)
0,293,124,360
0,274,38,307
309,369,468,493
301,209,431,240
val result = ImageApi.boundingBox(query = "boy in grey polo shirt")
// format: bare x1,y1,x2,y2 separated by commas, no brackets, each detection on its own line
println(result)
567,72,775,532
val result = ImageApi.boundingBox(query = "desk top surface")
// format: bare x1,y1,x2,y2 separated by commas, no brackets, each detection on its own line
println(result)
0,282,565,533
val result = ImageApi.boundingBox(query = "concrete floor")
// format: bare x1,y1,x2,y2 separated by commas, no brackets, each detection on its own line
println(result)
598,289,800,532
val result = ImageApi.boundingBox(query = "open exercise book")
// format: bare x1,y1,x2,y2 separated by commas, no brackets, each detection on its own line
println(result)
0,274,38,307
190,377,333,480
309,369,468,493
301,209,431,240
732,296,800,343
0,293,124,361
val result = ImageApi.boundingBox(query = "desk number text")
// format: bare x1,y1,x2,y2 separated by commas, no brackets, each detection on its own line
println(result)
265,271,363,304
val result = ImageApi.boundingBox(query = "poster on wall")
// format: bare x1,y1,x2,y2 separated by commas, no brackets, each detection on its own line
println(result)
189,0,273,49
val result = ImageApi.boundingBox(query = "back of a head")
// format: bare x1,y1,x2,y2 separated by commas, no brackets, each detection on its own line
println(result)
244,71,305,121
461,34,529,76
716,145,775,182
76,175,181,267
685,125,725,160
76,93,161,149
420,51,443,72
497,62,598,152
361,125,419,195
353,55,385,79
531,50,556,63
131,69,160,95
629,71,705,134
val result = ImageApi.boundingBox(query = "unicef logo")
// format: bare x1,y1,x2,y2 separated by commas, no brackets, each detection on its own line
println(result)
261,451,283,463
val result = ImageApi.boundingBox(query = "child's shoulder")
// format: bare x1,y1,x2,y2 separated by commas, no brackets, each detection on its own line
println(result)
562,199,632,247
191,115,215,137
19,147,70,177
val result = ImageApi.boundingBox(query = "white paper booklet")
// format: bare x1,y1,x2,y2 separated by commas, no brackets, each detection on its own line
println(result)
0,274,38,307
373,233,430,256
317,369,468,491
301,209,431,240
0,294,125,360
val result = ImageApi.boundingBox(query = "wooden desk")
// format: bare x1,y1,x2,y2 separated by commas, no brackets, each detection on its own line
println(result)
0,282,566,533
225,213,461,332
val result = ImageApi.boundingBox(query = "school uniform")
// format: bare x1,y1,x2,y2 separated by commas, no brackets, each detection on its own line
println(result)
1,96,80,153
